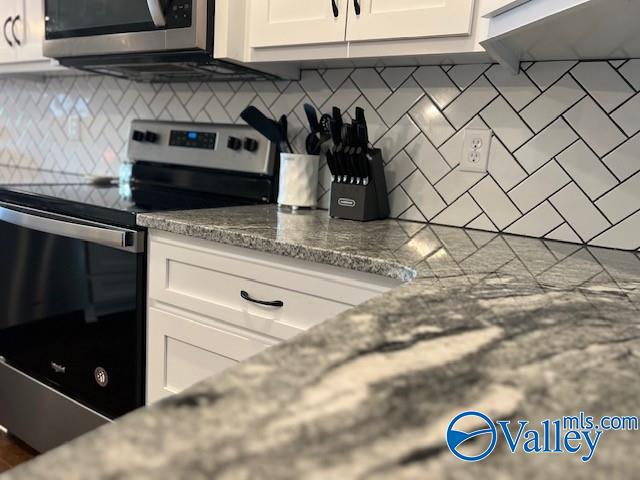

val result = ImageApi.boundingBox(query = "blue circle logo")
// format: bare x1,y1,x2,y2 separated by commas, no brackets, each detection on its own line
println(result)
446,411,497,462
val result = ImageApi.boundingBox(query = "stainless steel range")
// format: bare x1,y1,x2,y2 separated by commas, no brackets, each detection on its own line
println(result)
0,120,276,452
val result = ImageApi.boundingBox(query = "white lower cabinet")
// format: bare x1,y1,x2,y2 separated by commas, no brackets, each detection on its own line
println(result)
147,306,278,401
146,230,401,403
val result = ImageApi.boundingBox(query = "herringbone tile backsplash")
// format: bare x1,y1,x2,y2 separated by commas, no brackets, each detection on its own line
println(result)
1,60,640,250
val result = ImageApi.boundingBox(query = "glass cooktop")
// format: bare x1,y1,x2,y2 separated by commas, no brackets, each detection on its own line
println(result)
0,182,247,228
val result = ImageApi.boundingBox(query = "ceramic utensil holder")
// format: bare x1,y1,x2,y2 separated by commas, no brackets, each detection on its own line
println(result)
277,153,320,209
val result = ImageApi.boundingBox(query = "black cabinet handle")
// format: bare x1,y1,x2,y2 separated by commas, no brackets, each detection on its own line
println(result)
331,0,339,18
240,290,284,308
11,15,20,46
3,17,13,47
353,0,361,15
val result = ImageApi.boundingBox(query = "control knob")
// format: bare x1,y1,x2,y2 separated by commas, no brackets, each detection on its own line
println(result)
145,131,159,143
227,136,242,151
244,138,259,152
132,130,145,142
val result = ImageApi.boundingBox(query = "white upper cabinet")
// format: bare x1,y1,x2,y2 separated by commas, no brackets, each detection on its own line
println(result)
249,0,349,48
242,0,487,64
346,0,475,42
0,0,61,74
0,0,23,63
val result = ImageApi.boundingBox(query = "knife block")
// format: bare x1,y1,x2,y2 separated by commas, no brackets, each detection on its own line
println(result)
329,149,389,222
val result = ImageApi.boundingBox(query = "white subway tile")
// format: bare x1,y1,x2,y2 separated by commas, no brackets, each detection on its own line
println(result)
550,183,611,241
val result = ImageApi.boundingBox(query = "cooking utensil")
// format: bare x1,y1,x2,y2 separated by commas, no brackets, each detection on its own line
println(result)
303,103,322,155
331,107,343,147
320,114,333,139
279,115,293,154
305,134,321,155
240,106,284,147
303,104,319,133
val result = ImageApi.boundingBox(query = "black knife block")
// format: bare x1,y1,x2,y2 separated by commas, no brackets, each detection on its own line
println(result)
329,149,389,221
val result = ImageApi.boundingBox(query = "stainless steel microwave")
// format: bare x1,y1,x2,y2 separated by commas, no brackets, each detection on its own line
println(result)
42,0,280,83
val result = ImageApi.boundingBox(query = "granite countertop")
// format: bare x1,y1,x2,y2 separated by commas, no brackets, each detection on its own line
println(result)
5,205,640,479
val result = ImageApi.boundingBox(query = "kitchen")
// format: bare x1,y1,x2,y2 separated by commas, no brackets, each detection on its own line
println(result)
1,0,640,478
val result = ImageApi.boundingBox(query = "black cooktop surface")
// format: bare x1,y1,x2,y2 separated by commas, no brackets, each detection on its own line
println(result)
0,182,248,228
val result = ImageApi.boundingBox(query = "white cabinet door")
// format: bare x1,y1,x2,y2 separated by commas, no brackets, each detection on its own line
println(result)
18,0,47,63
346,0,476,42
147,307,277,403
249,0,349,48
0,0,57,72
0,0,21,64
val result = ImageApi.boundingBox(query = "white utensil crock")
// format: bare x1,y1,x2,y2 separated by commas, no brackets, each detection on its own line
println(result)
277,154,320,209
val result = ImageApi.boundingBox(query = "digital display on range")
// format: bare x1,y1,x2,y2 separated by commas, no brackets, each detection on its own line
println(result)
169,130,217,150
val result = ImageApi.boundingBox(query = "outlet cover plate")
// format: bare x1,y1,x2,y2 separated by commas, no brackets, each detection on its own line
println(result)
460,128,492,173
67,114,80,141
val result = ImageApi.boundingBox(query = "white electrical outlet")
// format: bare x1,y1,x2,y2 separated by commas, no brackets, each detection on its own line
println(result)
460,128,492,173
67,114,80,141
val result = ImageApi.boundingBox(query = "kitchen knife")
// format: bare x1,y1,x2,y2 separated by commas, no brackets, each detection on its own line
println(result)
355,108,371,183
326,150,336,178
355,107,369,149
340,123,356,182
331,107,343,147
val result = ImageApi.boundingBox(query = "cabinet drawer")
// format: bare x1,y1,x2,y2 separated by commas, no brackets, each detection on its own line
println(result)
149,232,398,339
147,307,277,403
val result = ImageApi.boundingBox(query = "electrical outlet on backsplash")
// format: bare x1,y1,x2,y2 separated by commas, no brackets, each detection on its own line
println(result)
1,60,639,251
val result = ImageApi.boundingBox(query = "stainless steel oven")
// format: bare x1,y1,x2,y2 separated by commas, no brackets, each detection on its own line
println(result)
42,0,282,83
0,202,146,452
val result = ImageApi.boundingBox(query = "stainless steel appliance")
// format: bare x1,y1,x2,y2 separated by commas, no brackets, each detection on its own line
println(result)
42,0,281,82
0,121,277,452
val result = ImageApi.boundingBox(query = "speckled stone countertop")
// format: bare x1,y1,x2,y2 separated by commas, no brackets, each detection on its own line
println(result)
5,205,640,479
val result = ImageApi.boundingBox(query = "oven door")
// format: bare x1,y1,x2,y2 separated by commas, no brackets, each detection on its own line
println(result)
43,0,210,59
0,202,146,421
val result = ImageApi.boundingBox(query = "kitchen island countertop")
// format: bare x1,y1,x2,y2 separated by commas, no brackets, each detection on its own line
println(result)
5,205,640,479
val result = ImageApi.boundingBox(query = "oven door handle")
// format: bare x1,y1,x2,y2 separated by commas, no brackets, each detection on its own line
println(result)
0,204,145,253
146,0,167,27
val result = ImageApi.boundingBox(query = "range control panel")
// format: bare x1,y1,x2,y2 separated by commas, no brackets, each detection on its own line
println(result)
169,130,217,150
128,120,275,176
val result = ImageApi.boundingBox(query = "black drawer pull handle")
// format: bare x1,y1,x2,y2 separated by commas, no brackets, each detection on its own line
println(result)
241,290,284,308
331,0,339,18
3,17,13,47
353,0,361,15
11,15,20,46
